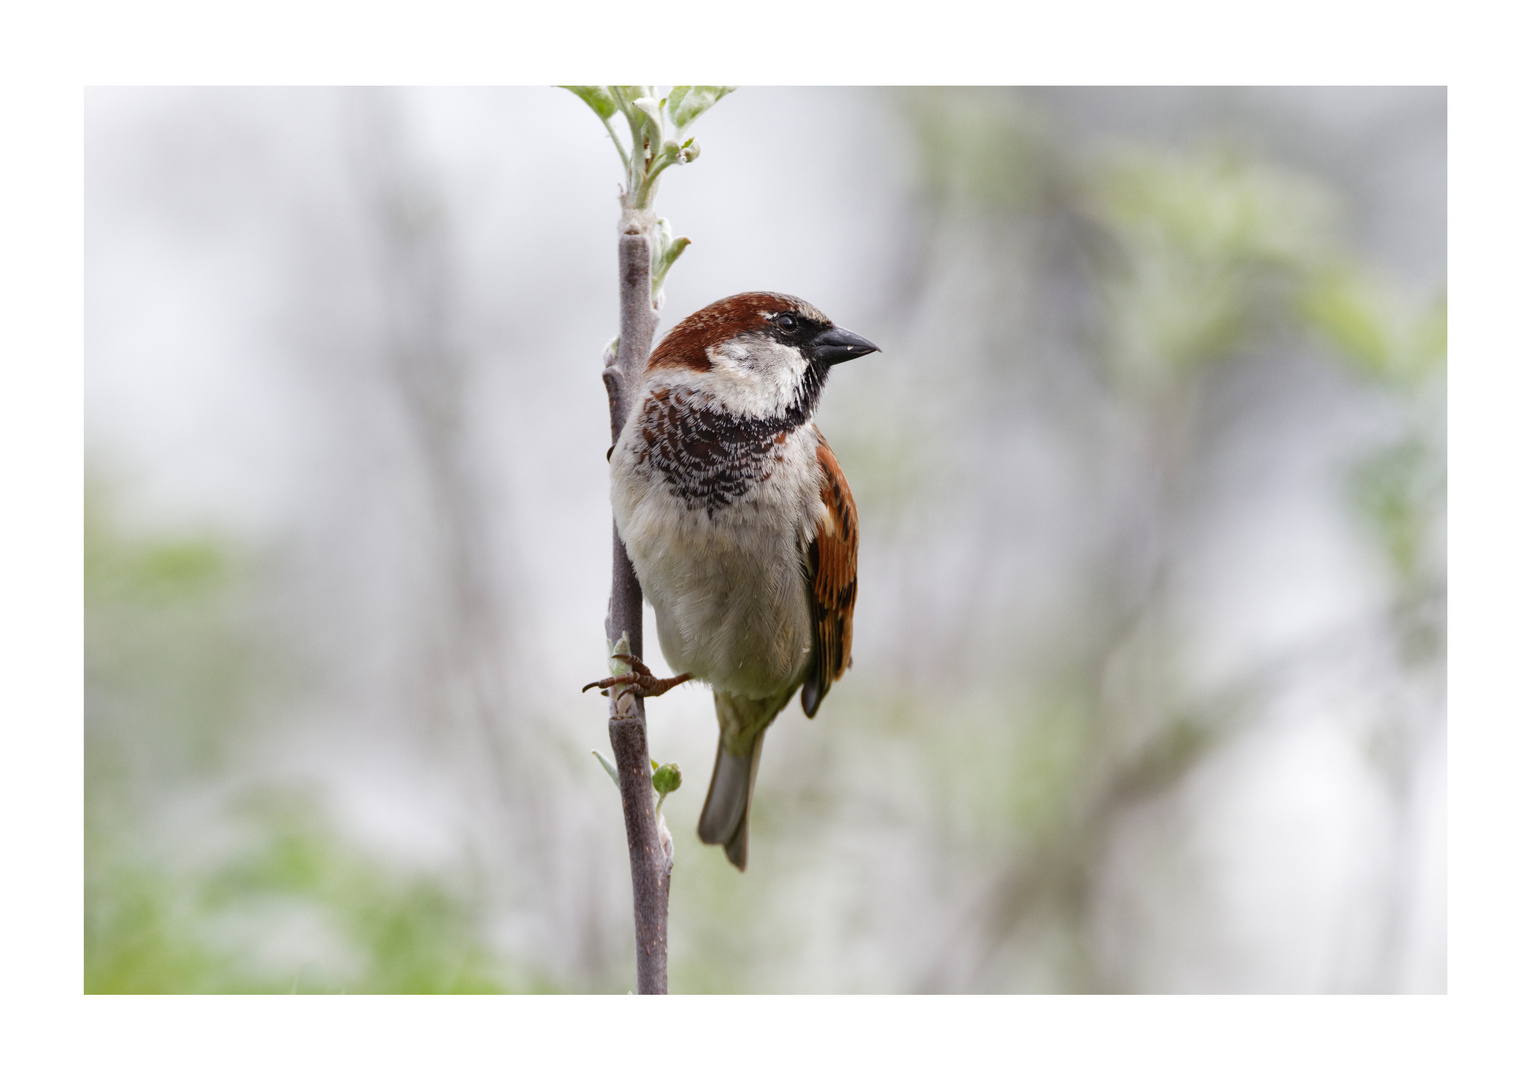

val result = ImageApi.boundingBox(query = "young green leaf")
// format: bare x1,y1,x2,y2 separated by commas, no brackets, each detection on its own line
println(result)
629,96,666,164
670,86,735,134
591,749,621,790
666,86,693,124
561,85,617,121
632,95,665,129
650,218,691,300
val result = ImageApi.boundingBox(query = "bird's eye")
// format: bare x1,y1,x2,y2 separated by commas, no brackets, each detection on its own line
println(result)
773,313,798,332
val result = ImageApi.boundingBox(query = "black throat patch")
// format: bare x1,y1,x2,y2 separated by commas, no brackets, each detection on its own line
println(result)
633,369,827,515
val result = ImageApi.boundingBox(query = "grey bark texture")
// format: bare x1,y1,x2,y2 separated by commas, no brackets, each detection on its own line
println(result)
604,218,668,995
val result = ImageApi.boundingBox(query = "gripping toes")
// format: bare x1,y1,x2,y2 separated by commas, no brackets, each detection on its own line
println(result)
582,654,693,698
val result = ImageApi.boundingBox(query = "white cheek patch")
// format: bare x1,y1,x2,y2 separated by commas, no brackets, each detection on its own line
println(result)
698,337,808,418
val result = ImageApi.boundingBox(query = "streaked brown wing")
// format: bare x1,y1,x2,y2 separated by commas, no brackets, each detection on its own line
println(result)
800,428,858,718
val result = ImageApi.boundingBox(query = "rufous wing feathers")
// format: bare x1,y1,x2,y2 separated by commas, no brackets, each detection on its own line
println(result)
801,429,858,718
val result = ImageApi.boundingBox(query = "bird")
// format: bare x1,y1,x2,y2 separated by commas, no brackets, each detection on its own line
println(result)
591,291,877,870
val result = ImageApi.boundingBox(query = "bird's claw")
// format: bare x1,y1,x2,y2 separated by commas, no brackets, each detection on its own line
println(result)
582,654,694,699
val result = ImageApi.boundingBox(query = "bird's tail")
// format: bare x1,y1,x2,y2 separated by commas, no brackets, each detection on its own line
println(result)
697,690,784,871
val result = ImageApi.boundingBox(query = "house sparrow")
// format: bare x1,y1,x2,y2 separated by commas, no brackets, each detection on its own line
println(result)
595,291,877,870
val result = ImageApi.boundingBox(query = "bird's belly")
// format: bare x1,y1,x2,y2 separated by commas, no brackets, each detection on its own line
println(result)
613,444,819,699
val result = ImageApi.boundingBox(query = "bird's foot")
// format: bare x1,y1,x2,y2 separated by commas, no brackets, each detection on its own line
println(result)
582,654,693,699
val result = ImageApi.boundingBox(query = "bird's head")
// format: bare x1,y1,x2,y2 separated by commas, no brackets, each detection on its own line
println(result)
646,292,879,419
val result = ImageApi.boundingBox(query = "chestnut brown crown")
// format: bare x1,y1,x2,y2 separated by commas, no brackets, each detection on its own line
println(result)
647,292,879,374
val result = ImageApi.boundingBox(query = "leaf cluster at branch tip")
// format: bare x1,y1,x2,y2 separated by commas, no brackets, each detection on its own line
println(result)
560,85,734,210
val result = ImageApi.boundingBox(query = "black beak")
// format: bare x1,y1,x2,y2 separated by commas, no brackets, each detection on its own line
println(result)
809,325,880,366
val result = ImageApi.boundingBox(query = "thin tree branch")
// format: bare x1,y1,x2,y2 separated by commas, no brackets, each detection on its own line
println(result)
567,83,733,996
604,212,667,994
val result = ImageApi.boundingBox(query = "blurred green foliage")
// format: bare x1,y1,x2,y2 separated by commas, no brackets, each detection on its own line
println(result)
85,481,531,993
904,90,1060,213
734,88,1447,991
1095,148,1336,390
86,478,251,784
87,787,522,993
1303,266,1447,387
87,790,522,993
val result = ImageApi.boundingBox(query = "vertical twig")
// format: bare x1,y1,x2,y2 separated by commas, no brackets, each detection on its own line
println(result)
604,207,667,994
568,82,733,996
